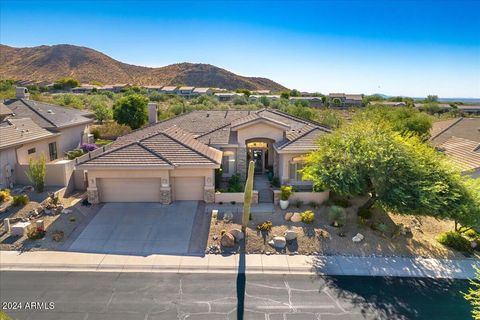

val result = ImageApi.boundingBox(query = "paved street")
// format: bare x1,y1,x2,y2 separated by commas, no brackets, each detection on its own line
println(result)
0,271,471,320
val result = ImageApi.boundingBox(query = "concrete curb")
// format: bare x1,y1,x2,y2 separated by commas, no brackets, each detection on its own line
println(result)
0,251,478,279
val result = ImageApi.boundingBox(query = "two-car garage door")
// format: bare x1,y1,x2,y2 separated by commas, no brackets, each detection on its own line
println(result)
97,177,205,202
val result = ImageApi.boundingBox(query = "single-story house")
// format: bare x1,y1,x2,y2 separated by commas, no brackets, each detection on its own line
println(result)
250,95,281,102
328,93,363,107
144,85,163,93
431,118,480,178
71,85,97,94
192,87,213,96
160,86,178,94
289,97,323,107
0,118,59,187
214,92,244,102
77,108,331,204
177,86,195,98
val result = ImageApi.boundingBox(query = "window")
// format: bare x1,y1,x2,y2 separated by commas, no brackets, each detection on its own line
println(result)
222,151,235,175
222,156,230,174
288,161,305,181
49,142,58,161
27,148,36,155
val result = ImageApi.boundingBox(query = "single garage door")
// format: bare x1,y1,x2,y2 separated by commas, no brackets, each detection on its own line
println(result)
173,177,204,201
98,178,161,202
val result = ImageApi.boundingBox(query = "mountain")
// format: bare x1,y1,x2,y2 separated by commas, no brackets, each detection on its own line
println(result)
0,44,288,91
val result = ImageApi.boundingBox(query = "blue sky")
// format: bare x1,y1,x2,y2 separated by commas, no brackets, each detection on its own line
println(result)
1,0,479,97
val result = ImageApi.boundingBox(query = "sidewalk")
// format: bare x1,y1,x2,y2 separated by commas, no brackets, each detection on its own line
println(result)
1,250,478,279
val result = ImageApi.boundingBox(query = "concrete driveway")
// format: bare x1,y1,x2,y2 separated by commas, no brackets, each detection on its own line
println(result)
68,201,209,255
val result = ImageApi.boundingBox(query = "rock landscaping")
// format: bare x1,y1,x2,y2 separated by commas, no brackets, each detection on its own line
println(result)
206,195,468,258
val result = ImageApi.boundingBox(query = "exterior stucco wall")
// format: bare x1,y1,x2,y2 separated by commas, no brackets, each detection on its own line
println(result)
16,136,59,164
57,124,90,155
0,148,17,187
236,122,285,144
279,152,312,185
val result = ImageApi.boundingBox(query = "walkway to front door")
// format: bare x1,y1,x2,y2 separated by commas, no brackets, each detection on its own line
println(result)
253,174,273,203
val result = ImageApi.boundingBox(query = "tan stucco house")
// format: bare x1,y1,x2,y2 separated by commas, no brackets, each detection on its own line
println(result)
0,88,93,187
77,108,330,204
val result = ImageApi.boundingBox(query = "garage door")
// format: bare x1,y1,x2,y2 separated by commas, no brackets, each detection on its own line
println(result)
173,177,204,201
98,178,161,202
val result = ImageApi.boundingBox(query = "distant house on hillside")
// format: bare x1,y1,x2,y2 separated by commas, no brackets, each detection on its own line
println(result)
160,86,178,94
71,85,97,94
192,87,213,96
214,92,244,102
371,101,406,107
249,95,280,102
177,86,195,98
328,93,363,107
289,97,323,108
430,118,480,179
144,85,163,93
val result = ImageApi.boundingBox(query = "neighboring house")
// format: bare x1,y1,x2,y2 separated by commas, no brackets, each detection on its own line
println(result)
3,87,94,158
77,108,330,204
160,86,178,94
289,97,323,107
144,85,163,93
371,101,406,107
430,118,480,178
214,92,244,102
328,93,363,107
71,85,97,94
249,95,280,102
112,84,129,93
0,118,59,187
192,87,213,96
177,86,195,98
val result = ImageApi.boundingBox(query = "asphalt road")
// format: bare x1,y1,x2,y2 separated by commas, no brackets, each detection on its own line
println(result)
0,271,471,320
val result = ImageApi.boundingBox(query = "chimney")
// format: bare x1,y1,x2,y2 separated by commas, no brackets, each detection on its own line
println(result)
148,102,158,124
16,87,29,99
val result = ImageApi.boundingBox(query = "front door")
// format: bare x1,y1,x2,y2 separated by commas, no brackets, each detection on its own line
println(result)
252,150,264,174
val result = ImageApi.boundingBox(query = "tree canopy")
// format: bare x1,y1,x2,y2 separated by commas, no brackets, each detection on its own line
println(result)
113,94,148,129
355,105,433,138
54,78,80,90
302,120,480,227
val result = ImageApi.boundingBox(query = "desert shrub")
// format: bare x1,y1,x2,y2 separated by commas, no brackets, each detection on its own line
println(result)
280,185,293,201
300,210,315,224
27,227,46,240
66,149,86,160
332,197,351,208
358,207,373,220
227,174,243,192
256,220,272,232
26,155,46,192
90,127,100,139
271,176,280,188
328,205,346,227
294,200,303,208
464,229,479,240
436,231,472,253
95,122,132,139
0,189,11,202
13,195,29,206
372,222,389,234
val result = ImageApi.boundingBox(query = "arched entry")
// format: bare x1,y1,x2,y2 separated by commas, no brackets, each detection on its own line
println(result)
246,138,275,175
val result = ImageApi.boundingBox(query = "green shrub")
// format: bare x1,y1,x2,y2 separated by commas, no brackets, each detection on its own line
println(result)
464,229,479,239
66,149,86,160
27,227,46,240
358,207,373,220
271,176,280,188
13,195,29,206
300,210,315,224
328,205,346,227
95,122,132,139
372,222,389,234
0,189,11,202
227,174,243,192
280,185,293,201
256,220,272,232
26,155,46,192
436,231,472,253
90,127,100,139
332,197,351,208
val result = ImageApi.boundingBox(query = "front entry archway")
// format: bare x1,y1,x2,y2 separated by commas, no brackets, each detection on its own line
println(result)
246,139,273,175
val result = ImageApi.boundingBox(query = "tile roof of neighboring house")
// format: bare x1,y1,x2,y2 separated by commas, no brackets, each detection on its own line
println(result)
3,99,93,129
0,102,13,116
161,86,177,91
80,126,222,167
0,118,57,150
439,137,480,172
214,92,244,96
430,118,480,146
329,93,346,98
178,86,194,91
193,87,211,93
345,94,363,101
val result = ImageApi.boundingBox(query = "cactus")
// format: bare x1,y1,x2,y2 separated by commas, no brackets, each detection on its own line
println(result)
242,160,255,233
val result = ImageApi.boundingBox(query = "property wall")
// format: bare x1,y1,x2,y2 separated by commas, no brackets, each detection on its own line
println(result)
273,190,329,205
236,122,285,144
16,136,59,164
0,148,17,187
57,124,90,155
15,159,75,188
214,190,259,204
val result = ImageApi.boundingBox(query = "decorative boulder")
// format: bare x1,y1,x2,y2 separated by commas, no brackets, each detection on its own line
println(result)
229,228,244,241
290,212,302,223
284,212,294,221
284,230,297,241
269,236,287,249
352,233,364,243
220,232,235,247
223,211,234,221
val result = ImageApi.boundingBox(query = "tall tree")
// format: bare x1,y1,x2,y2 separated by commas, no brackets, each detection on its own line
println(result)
302,119,480,227
113,94,148,129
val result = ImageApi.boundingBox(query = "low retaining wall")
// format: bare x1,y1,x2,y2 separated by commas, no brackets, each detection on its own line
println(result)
215,190,259,204
273,190,329,205
15,160,76,193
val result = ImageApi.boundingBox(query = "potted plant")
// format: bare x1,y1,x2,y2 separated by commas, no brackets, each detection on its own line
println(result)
279,185,293,209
